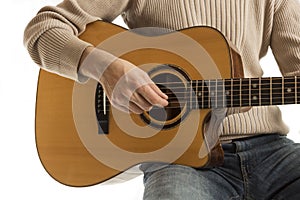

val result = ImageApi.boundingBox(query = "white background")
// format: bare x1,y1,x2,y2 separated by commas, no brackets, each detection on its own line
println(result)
1,0,299,199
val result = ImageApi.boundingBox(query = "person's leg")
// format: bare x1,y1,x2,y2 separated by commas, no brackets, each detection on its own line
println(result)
141,142,244,200
141,134,300,200
235,135,300,200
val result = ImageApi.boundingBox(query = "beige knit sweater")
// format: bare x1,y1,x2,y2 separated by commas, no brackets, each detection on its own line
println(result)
24,0,300,140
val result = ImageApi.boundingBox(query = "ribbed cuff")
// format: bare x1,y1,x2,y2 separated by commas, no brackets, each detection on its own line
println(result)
60,34,93,83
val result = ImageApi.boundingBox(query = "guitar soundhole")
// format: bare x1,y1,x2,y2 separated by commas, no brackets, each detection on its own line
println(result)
141,64,190,129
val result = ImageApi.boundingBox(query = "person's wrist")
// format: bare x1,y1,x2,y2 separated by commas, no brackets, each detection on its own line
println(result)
78,47,117,81
79,46,94,67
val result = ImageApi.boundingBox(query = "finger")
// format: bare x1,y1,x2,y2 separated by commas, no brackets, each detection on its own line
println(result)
113,93,146,114
128,101,145,114
137,84,169,107
130,92,153,111
149,83,169,100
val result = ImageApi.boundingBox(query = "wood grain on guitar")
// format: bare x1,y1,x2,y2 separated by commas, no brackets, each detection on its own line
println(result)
35,21,299,187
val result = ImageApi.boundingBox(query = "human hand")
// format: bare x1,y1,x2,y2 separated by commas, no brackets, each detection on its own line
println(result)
79,47,168,114
99,58,169,114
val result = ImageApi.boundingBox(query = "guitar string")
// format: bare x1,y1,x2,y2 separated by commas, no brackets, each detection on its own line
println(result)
97,95,300,104
159,86,300,94
151,76,299,86
95,95,300,112
95,79,300,111
154,82,299,88
97,83,300,93
96,88,300,102
97,86,300,99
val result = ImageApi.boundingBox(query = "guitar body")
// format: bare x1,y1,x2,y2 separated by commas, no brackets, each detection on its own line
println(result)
36,21,241,187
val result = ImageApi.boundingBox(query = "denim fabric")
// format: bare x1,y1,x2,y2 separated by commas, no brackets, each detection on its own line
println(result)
141,134,300,200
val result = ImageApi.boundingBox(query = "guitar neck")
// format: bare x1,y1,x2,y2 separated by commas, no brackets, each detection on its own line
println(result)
189,76,300,109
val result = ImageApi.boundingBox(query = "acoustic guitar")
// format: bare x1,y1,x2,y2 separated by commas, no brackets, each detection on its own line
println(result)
35,21,299,187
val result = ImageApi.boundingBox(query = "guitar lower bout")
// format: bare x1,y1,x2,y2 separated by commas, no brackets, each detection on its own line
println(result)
35,21,240,186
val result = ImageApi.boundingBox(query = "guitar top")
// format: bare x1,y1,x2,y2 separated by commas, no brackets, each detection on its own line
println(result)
35,21,299,187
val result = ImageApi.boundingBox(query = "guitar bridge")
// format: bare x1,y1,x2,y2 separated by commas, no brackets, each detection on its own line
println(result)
95,83,109,134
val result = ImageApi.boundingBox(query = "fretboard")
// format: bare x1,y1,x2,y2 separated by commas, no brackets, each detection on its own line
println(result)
188,76,300,109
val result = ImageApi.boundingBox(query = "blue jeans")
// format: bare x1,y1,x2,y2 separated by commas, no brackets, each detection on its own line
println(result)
141,134,300,200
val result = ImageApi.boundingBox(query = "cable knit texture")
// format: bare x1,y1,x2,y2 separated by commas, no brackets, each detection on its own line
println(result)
24,0,300,140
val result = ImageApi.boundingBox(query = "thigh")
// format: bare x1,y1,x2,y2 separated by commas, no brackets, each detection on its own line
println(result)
268,139,300,200
246,136,300,199
272,179,300,200
141,164,242,200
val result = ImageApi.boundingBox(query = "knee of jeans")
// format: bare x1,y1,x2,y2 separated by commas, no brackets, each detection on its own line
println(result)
142,166,201,200
140,163,172,183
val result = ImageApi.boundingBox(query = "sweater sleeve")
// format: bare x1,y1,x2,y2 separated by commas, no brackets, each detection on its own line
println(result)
23,0,131,82
270,0,300,76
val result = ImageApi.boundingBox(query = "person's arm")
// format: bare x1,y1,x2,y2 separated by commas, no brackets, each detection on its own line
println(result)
270,0,300,76
24,0,168,113
79,46,169,114
24,0,130,82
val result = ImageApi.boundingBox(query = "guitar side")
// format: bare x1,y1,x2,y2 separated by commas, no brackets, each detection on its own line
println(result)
35,21,237,187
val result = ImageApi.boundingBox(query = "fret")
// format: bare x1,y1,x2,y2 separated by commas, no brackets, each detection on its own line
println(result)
250,78,260,106
271,77,283,105
241,78,250,107
260,78,271,106
191,76,299,110
194,80,199,109
232,79,241,107
207,79,218,108
259,78,262,106
201,80,205,109
284,77,296,105
216,79,225,108
208,80,212,108
215,79,219,108
206,80,212,108
200,80,210,109
249,78,252,106
205,80,210,108
240,79,242,107
231,79,234,107
224,79,232,107
282,78,285,105
205,79,225,109
194,80,201,109
167,80,185,110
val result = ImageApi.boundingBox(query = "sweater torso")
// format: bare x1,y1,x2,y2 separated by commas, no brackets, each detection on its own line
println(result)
24,0,300,140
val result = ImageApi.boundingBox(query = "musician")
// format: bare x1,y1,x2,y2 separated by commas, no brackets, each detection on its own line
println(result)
24,0,300,199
